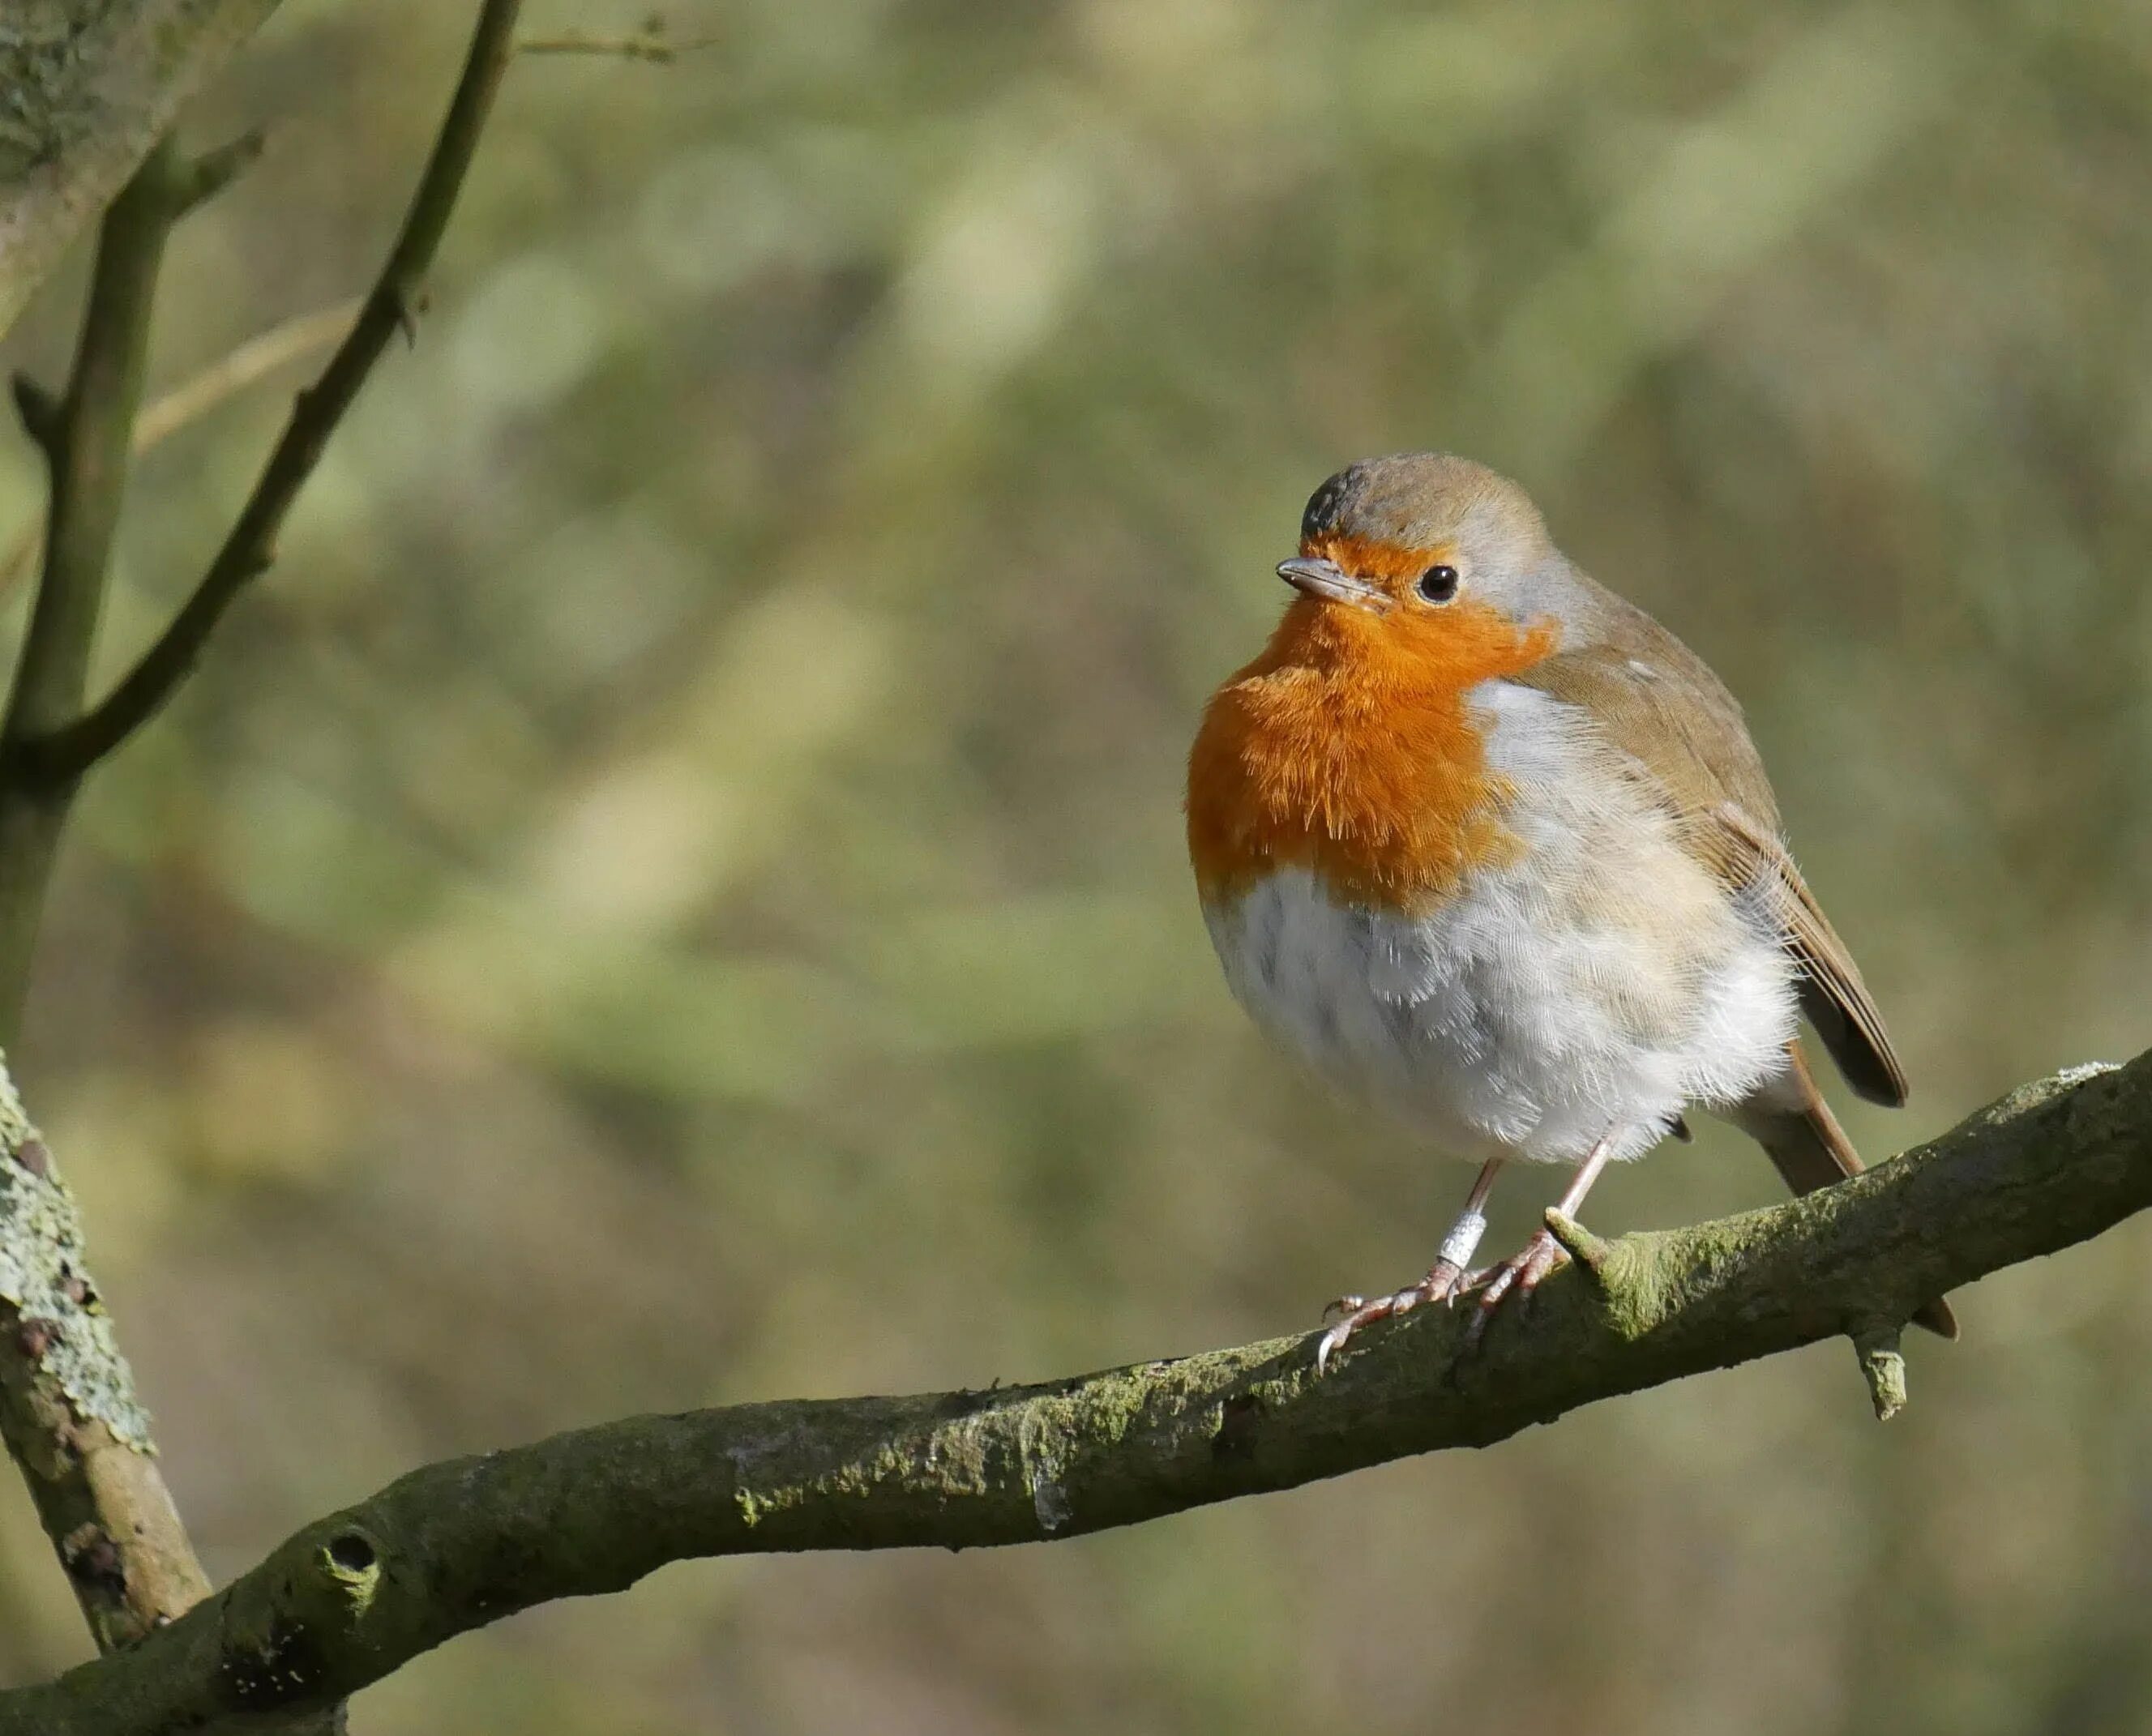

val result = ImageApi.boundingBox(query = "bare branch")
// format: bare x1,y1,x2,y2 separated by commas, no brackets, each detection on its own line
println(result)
172,126,268,215
0,138,229,1660
518,31,721,62
13,0,526,787
2,1052,2146,1735
0,17,518,1730
134,302,363,452
0,301,362,607
0,138,195,1042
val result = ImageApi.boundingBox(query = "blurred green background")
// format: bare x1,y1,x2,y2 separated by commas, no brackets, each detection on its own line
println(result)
2,1,2150,1730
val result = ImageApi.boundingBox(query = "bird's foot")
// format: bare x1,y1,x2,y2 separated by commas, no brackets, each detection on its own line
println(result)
1315,1259,1471,1372
1464,1229,1571,1346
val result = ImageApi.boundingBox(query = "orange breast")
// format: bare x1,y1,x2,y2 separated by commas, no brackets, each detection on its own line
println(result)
1187,596,1555,914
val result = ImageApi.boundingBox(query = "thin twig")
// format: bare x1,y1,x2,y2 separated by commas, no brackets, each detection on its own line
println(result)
518,17,721,62
0,301,362,605
15,0,526,786
1,1054,2146,1734
135,302,362,451
519,32,715,62
173,126,268,215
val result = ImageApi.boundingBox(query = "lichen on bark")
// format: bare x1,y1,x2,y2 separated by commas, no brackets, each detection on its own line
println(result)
0,1054,155,1450
0,0,286,339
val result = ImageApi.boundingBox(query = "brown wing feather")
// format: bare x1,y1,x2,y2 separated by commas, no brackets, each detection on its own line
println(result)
1510,589,1908,1107
1709,804,1908,1106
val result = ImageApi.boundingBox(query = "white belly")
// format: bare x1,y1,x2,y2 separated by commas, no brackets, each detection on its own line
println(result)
1201,682,1796,1165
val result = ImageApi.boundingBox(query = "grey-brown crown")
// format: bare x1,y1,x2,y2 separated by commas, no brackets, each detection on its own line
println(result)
1299,453,1551,561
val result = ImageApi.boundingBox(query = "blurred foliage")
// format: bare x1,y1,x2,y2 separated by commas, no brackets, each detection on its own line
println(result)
1,0,2150,1730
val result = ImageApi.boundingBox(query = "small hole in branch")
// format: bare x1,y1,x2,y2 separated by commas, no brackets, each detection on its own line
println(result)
326,1531,376,1573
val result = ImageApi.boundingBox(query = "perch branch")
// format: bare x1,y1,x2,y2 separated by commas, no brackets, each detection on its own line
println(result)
2,1051,2146,1735
12,0,525,788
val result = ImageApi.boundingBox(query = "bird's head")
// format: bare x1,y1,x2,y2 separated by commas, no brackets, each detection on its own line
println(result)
1190,453,1571,905
1275,454,1565,652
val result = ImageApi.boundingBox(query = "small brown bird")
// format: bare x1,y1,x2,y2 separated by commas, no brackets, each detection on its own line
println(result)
1187,454,1955,1366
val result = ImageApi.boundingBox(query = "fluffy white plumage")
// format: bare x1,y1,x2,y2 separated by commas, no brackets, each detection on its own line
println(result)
1200,679,1798,1164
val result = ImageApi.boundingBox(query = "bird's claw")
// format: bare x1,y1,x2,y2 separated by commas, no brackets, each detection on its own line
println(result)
1313,1259,1470,1371
1463,1229,1571,1349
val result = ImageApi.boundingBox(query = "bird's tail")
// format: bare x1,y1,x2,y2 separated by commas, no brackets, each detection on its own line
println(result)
1733,1042,1958,1340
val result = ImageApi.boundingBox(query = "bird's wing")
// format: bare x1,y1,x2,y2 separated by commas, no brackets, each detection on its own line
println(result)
1705,801,1908,1106
1509,609,1909,1107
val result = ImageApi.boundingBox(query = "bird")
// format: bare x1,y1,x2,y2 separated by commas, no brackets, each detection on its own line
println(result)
1185,452,1956,1369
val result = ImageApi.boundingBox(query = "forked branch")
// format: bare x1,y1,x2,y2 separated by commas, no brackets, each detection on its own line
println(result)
0,14,522,1731
12,0,525,787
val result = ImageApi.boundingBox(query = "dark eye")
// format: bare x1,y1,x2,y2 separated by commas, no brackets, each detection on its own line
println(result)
1416,564,1459,603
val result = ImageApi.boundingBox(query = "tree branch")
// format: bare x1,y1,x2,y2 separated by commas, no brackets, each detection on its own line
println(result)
0,16,517,1730
518,29,722,62
12,0,525,788
0,300,363,607
0,1,285,340
0,1051,206,1652
2,1050,2144,1734
170,126,267,216
0,135,194,1045
0,128,352,1736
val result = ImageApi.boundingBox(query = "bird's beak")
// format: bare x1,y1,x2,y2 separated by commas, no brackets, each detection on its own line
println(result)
1276,556,1390,612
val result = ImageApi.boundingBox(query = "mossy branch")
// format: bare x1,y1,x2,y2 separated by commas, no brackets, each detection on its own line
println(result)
1,1051,2144,1734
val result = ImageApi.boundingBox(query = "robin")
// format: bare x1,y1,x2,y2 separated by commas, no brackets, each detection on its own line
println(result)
1187,453,1956,1369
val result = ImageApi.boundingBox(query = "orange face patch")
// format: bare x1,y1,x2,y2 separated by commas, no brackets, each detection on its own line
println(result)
1299,532,1454,590
1187,584,1555,914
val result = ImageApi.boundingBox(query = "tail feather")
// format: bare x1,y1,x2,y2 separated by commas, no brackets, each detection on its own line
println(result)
1733,1043,1958,1340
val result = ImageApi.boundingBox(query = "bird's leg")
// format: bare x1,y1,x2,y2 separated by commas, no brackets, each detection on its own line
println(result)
1316,1157,1504,1371
1468,1133,1618,1336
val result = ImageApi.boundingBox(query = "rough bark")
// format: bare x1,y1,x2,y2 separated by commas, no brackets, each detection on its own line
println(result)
0,1053,207,1649
0,1050,2142,1735
0,0,285,340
